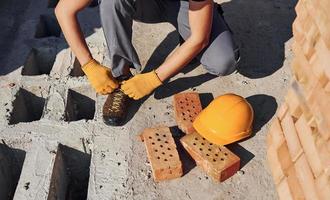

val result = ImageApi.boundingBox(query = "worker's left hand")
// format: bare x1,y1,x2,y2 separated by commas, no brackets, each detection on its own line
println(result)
121,70,162,100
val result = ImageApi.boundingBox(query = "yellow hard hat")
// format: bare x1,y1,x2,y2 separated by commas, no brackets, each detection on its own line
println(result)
193,93,254,145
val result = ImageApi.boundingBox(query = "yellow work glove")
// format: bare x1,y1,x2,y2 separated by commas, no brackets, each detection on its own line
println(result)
121,70,162,100
82,59,119,95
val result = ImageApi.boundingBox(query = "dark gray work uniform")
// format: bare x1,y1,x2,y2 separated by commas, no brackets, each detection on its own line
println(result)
99,0,238,77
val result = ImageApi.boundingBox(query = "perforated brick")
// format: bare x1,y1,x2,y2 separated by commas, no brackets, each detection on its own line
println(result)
140,126,183,182
173,92,202,134
180,132,240,182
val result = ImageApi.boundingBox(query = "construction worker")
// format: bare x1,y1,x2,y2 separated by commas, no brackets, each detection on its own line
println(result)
55,0,239,126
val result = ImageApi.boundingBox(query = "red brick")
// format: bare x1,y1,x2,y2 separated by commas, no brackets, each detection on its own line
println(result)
140,126,183,182
173,92,202,134
180,132,240,182
280,113,303,161
294,154,320,200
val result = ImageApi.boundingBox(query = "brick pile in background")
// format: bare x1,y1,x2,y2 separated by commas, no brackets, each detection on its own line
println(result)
266,0,330,199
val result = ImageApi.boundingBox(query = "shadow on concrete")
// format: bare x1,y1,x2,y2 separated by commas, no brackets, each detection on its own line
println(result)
226,143,254,169
246,94,278,134
0,142,26,200
0,0,101,75
222,0,297,79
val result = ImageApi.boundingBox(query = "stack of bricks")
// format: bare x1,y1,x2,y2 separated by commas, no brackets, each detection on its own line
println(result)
266,0,330,199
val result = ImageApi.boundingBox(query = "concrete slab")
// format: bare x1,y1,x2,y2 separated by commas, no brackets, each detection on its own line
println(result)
0,0,297,199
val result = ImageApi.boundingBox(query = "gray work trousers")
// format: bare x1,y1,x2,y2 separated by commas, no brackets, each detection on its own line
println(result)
99,0,237,77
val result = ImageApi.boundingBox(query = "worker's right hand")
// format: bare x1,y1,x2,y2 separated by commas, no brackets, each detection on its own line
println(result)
82,59,119,95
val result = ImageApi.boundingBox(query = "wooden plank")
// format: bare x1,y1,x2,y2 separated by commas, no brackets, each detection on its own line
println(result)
294,154,320,200
280,113,303,161
180,132,240,182
267,117,285,148
295,116,323,177
315,172,330,200
267,144,285,185
277,141,293,176
276,178,294,200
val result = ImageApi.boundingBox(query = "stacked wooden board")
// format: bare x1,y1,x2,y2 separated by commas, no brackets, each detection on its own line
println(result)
266,0,330,199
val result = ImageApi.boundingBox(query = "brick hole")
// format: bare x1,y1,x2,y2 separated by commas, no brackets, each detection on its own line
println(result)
199,148,203,151
157,156,160,160
195,137,198,141
148,136,152,139
210,143,213,146
206,154,209,156
213,159,217,162
193,143,196,146
183,118,186,121
64,89,95,122
156,133,159,136
35,15,61,38
202,138,206,140
69,58,85,77
48,0,59,8
48,144,91,200
157,139,161,141
180,106,184,109
164,159,168,162
154,149,158,152
224,153,228,156
169,154,173,157
160,145,163,148
190,119,193,122
162,152,165,155
9,88,46,125
167,148,171,151
152,142,155,145
215,154,218,157
221,158,224,161
163,134,166,138
0,144,26,200
201,143,204,145
208,148,211,151
22,47,57,76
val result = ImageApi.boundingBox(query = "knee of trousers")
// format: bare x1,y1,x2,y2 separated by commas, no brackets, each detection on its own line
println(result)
203,55,237,76
100,0,131,16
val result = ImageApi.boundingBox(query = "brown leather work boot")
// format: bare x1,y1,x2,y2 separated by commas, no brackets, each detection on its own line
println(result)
102,75,131,126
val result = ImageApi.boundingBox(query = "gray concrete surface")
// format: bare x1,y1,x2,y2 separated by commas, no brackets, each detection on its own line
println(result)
0,0,296,199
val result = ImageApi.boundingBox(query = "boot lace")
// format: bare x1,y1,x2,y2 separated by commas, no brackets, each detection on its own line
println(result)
108,90,125,113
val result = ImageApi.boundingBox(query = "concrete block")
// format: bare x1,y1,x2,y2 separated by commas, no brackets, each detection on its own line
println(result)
140,126,183,182
280,113,303,162
13,140,56,200
173,92,202,134
64,86,96,122
180,132,240,182
48,144,91,200
87,136,130,200
294,154,320,200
